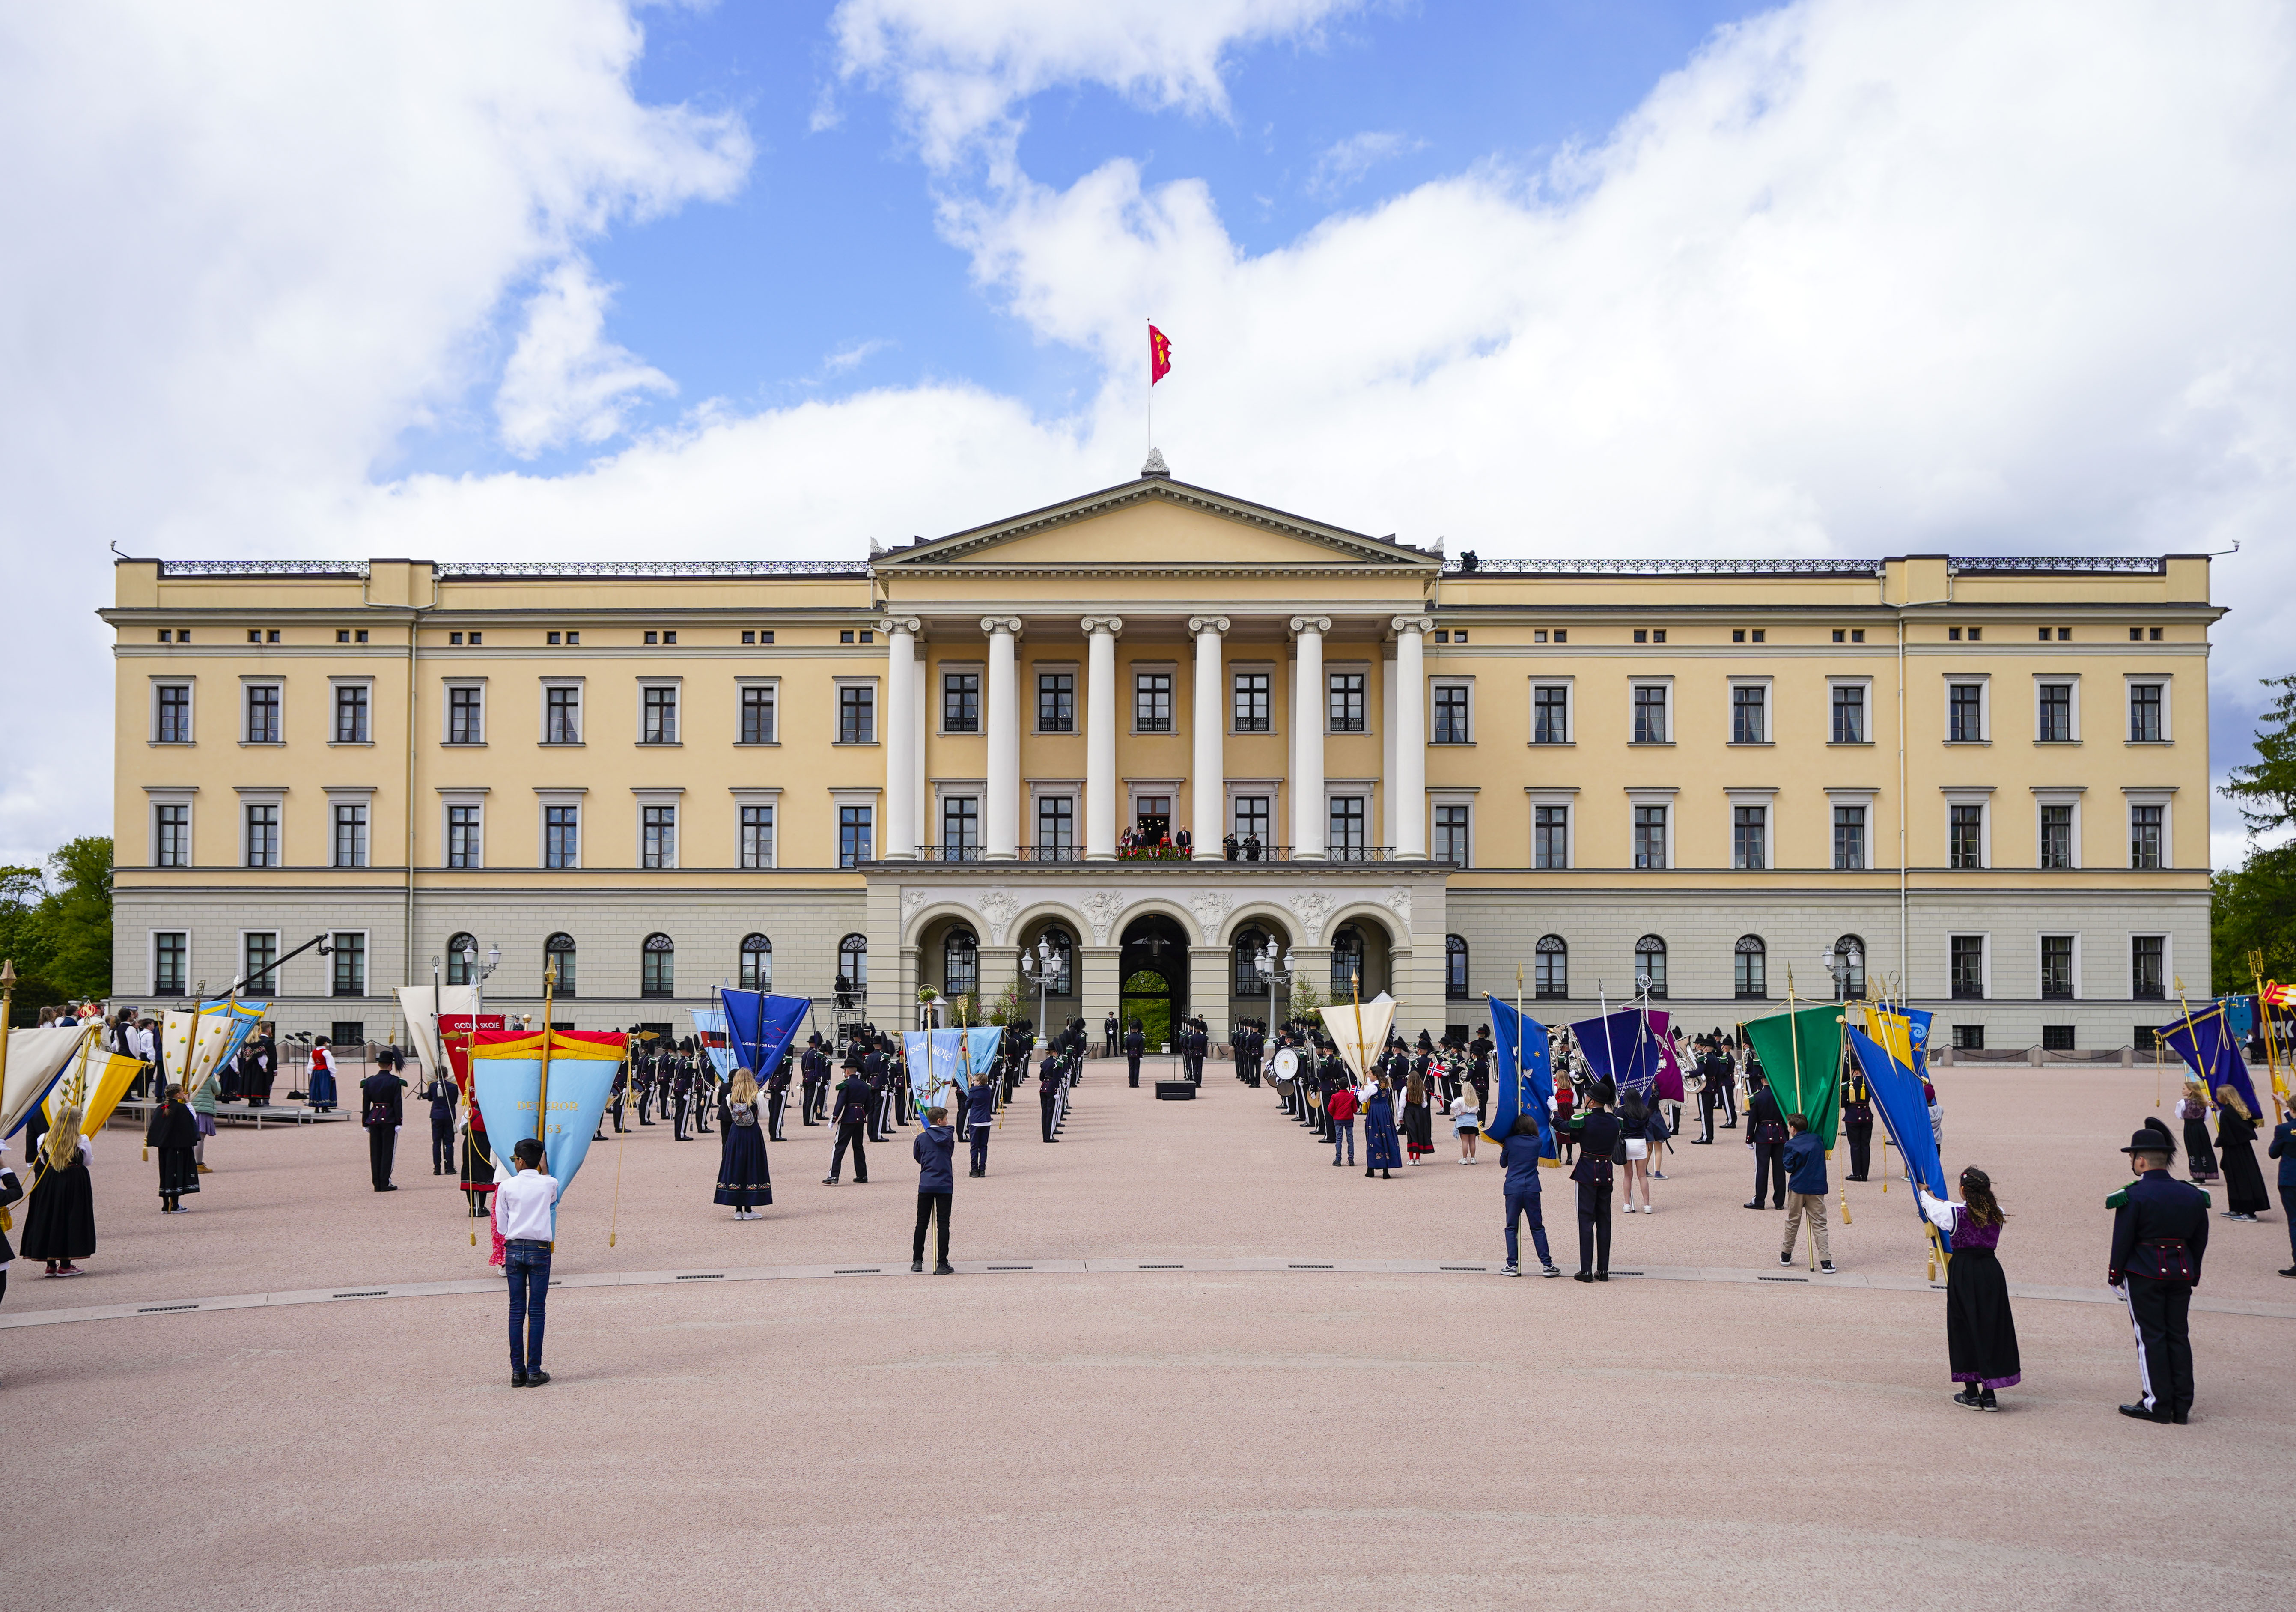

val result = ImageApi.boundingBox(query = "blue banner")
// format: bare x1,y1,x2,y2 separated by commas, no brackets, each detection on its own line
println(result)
1848,1022,1948,1203
718,989,814,1082
1903,1007,1932,1080
1571,1007,1660,1097
469,1029,626,1217
2159,1003,2263,1120
1483,995,1556,1158
903,1027,1003,1114
688,1005,738,1080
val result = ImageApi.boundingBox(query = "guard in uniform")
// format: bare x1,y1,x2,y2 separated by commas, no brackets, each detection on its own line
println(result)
425,1065,459,1172
801,1034,829,1125
1693,1041,1728,1144
2109,1127,2210,1424
1039,1047,1064,1142
966,1071,997,1176
607,1061,628,1133
765,1058,790,1141
1841,1069,1874,1180
824,1056,873,1184
1124,1022,1145,1087
635,1044,658,1126
1104,1013,1118,1058
671,1052,694,1141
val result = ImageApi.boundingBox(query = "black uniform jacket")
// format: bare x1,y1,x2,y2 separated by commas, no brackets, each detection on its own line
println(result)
2109,1168,2210,1284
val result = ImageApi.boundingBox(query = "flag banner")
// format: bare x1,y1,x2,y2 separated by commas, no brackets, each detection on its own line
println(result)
2,1025,96,1140
1849,1016,1950,1237
436,1013,510,1097
1571,1007,1660,1097
718,989,813,1082
1904,1006,1933,1079
1743,1004,1844,1148
45,1036,146,1137
689,1005,737,1079
1647,1008,1686,1104
2159,1003,2263,1119
469,1029,627,1204
2263,980,2296,1009
2223,994,2257,1039
1317,995,1396,1086
395,984,480,1077
1482,995,1557,1159
1149,323,1172,383
199,998,268,1084
161,1003,264,1098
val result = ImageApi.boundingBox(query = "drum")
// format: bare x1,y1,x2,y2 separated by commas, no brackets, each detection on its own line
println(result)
1271,1046,1301,1084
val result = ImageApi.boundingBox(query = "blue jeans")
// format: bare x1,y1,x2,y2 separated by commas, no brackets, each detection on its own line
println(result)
1334,1118,1355,1164
1504,1189,1552,1268
506,1240,551,1373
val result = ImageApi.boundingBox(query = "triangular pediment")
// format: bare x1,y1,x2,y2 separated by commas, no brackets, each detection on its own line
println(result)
873,477,1438,574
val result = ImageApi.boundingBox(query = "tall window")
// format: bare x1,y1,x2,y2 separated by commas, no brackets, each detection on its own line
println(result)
1949,804,1984,870
1234,927,1272,995
838,684,874,744
2130,805,2163,870
1135,672,1173,732
245,803,280,868
2039,804,2073,869
447,685,482,744
545,804,580,869
1831,685,1865,744
739,805,774,869
447,805,481,869
1731,685,1766,744
1040,928,1075,995
739,933,773,991
1328,672,1366,733
1831,935,1867,999
1634,805,1668,870
642,685,678,744
838,805,873,867
1950,936,1984,999
1433,685,1471,744
1435,804,1470,867
156,683,192,743
155,931,187,995
545,685,581,744
1329,796,1367,859
332,932,366,997
2037,682,2073,742
640,933,675,998
1732,805,1766,870
155,803,189,867
1534,805,1568,870
943,671,980,733
942,796,980,858
334,684,370,743
1633,685,1667,743
544,932,577,995
1445,934,1470,1000
837,933,868,993
1233,795,1270,848
1036,796,1075,858
1948,682,1983,742
1533,685,1568,744
1233,671,1270,732
332,803,368,868
1038,672,1073,733
2129,682,2163,742
642,805,676,869
1733,936,1767,1000
2131,936,2165,1000
444,932,476,986
944,927,979,995
1330,927,1364,997
1534,934,1567,999
740,685,775,744
1635,934,1667,998
2040,935,2075,999
246,684,280,743
1834,805,1866,870
244,932,279,993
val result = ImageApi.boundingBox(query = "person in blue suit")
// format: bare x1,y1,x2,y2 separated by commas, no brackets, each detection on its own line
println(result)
1361,1078,1403,1180
911,1106,956,1275
1500,1116,1558,1277
2108,1127,2211,1424
965,1071,997,1177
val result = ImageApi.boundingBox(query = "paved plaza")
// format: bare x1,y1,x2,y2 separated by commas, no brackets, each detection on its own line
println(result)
10,1060,2293,1611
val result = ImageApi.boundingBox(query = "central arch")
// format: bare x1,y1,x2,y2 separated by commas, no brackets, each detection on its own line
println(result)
1118,911,1190,1050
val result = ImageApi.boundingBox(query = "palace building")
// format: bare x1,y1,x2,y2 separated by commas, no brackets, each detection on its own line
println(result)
105,460,2218,1052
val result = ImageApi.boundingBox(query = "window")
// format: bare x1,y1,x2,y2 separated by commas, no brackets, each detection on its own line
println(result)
447,685,482,745
1733,805,1767,870
1833,805,1867,870
1633,805,1668,870
545,932,577,995
942,796,980,858
944,927,980,996
1234,927,1273,995
447,804,481,869
739,804,775,869
1632,685,1668,744
1831,684,1866,744
156,683,193,743
1232,671,1270,732
1434,803,1470,867
1038,672,1074,733
243,932,279,993
734,933,772,991
244,803,280,868
329,802,368,868
1635,934,1667,999
1831,628,1866,644
155,803,189,867
1039,928,1076,994
641,933,675,998
2040,934,2075,999
2042,1024,2076,1051
1949,803,1985,870
545,804,579,869
1328,672,1366,733
2037,682,2073,742
1233,794,1270,848
837,933,868,994
2130,804,2164,870
642,685,678,744
739,629,774,645
1533,684,1569,744
1830,935,1867,999
334,683,369,743
1534,804,1569,869
1135,671,1173,732
1952,1024,1985,1050
1734,935,1767,999
943,671,980,733
331,932,366,997
1433,684,1471,744
2129,682,2164,742
739,684,776,745
1731,685,1766,744
2132,935,2165,1000
1951,936,1985,999
1331,927,1365,997
245,684,280,743
642,804,677,869
1036,795,1075,857
444,933,476,986
154,932,187,995
1534,934,1568,999
838,805,873,867
832,683,872,745
1948,682,1984,742
1732,628,1766,644
1329,796,1367,859
1445,935,1470,1000
2037,803,2074,869
545,685,581,744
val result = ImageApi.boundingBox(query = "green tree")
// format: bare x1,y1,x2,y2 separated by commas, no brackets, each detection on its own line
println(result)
2223,675,2296,834
2213,678,2296,993
1287,971,1325,1023
1119,968,1172,1049
0,837,113,1022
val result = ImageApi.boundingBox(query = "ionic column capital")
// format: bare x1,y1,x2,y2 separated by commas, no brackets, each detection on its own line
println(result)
980,616,1023,637
1391,614,1434,636
1288,615,1331,638
878,615,922,637
1187,615,1230,636
1080,615,1124,637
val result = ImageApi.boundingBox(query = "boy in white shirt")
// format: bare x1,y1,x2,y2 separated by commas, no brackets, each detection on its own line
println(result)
493,1138,559,1387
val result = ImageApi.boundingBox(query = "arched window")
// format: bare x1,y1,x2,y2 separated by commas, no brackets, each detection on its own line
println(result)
1041,926,1076,995
1446,934,1470,1001
1831,934,1866,1000
640,932,675,998
444,932,476,986
739,933,772,992
1635,934,1668,1000
1234,927,1271,995
1330,926,1364,998
837,933,868,993
1534,933,1568,999
544,932,577,996
944,926,979,996
1734,935,1767,1000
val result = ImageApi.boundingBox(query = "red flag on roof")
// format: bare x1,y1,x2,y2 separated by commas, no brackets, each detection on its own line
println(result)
1149,323,1172,384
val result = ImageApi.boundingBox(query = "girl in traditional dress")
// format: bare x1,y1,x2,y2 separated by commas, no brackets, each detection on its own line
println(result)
306,1037,339,1112
2176,1081,2219,1184
22,1106,95,1276
2215,1085,2270,1222
1402,1070,1435,1163
1920,1167,2021,1409
1361,1077,1403,1180
146,1085,201,1211
1616,1087,1654,1213
715,1068,774,1219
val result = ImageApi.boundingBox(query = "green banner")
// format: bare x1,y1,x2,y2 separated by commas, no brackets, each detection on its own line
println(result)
1743,1004,1844,1149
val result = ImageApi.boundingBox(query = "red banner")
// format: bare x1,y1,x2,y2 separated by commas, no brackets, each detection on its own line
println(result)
1149,323,1172,384
437,1013,509,1095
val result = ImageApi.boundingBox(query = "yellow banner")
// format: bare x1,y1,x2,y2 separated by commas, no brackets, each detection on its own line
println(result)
45,1039,146,1136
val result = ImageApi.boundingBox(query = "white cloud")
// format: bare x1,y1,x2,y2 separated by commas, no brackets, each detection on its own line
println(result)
824,337,896,374
1307,130,1422,197
495,259,675,456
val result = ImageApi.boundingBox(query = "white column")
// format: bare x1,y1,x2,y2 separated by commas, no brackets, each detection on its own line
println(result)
1083,616,1122,859
881,616,920,858
1393,615,1430,860
912,653,927,846
1189,615,1228,854
1291,615,1329,858
983,616,1021,858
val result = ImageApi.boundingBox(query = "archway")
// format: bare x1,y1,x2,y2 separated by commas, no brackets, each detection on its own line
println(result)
1119,912,1190,1050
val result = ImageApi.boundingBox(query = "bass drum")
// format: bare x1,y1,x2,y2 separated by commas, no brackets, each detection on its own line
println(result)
1270,1046,1301,1088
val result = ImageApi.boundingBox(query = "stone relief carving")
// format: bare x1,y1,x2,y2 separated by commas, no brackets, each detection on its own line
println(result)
1289,888,1335,942
1080,890,1123,945
902,887,929,921
1382,885,1413,932
978,886,1017,945
1186,889,1234,934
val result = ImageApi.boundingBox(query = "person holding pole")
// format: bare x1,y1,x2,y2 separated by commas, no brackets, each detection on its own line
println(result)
911,1105,956,1274
494,1138,557,1387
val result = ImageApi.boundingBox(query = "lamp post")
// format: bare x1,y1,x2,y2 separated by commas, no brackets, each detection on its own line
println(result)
1019,936,1065,1049
464,940,502,1016
1258,938,1296,1031
1819,940,1863,1003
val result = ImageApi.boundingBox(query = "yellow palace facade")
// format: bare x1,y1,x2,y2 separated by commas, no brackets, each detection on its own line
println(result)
105,461,2218,1052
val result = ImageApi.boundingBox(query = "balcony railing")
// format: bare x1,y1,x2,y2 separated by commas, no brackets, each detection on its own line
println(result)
865,844,1465,867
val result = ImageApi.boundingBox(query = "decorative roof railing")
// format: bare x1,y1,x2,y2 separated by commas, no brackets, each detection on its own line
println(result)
1945,555,2165,575
158,560,371,577
1445,554,2169,577
155,558,869,579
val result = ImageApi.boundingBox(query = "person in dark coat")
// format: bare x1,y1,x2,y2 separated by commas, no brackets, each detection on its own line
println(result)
423,1065,459,1172
1841,1070,1875,1180
1039,1050,1064,1142
1572,1081,1622,1281
714,1068,773,1218
0,1156,22,1322
2268,1104,2296,1276
360,1057,407,1192
1919,1165,2021,1408
911,1106,956,1274
1744,1070,1788,1210
2212,1085,2270,1221
22,1109,95,1275
2175,1081,2219,1183
147,1086,202,1212
2108,1127,2210,1424
1501,1115,1557,1276
1693,1042,1728,1145
1361,1079,1403,1179
1125,1021,1145,1087
823,1058,872,1184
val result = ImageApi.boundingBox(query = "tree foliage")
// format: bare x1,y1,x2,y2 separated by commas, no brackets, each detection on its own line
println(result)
0,836,113,1022
2214,678,2296,993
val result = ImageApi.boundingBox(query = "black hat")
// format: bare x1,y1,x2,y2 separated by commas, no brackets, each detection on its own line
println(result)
2120,1127,2174,1156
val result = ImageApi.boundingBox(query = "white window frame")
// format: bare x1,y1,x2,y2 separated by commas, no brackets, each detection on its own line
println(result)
537,787,586,870
149,675,196,745
2033,672,2082,744
832,676,880,746
1225,779,1281,843
1129,662,1179,737
146,785,197,868
1726,787,1777,870
1947,931,1992,1001
634,787,682,869
1227,661,1278,736
1429,676,1475,745
328,928,371,999
1528,676,1574,746
1944,674,1991,745
540,676,585,746
440,788,487,870
933,781,985,854
2037,930,2083,1001
1825,787,1876,871
1826,676,1873,746
1726,675,1774,746
241,676,284,746
238,929,282,995
938,660,986,737
830,787,881,866
2032,786,2085,871
1942,787,1993,870
236,786,286,868
731,786,780,869
1627,787,1677,870
1325,660,1372,736
636,676,682,747
150,928,190,997
1526,787,1577,870
325,786,376,870
1628,676,1673,745
327,675,375,746
2124,786,2176,871
1027,779,1082,852
1031,663,1079,736
2129,930,2173,1000
2124,673,2172,745
1428,790,1475,868
735,676,780,746
441,678,486,746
